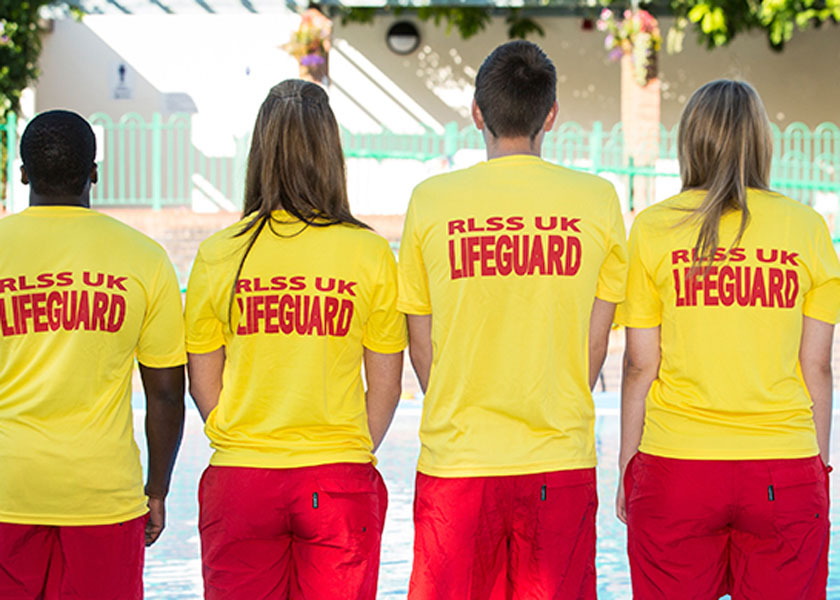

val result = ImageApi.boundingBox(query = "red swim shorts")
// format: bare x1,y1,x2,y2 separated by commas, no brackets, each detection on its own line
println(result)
625,452,830,600
0,514,147,600
199,462,387,600
408,468,597,600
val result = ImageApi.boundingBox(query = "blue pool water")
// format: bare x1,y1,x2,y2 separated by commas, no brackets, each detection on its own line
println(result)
133,393,840,599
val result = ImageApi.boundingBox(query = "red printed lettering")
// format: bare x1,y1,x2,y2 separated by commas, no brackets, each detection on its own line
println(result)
560,217,582,233
780,250,799,267
82,272,104,287
336,279,357,297
448,219,465,235
106,275,128,292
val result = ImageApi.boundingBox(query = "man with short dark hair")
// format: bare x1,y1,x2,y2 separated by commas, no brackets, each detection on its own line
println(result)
0,110,186,599
398,41,628,598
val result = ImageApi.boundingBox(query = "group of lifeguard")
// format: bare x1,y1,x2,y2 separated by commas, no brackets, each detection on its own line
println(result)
0,40,837,600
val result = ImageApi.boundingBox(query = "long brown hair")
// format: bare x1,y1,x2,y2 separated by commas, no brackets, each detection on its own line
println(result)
677,79,773,266
228,80,368,329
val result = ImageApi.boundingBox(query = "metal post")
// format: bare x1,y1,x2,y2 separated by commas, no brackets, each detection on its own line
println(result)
5,112,16,211
151,113,162,210
628,155,635,212
443,122,459,164
590,121,603,174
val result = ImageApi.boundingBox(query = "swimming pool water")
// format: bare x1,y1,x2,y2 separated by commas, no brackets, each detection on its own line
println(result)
133,394,840,599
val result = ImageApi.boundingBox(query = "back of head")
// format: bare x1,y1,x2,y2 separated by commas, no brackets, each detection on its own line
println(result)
242,79,362,229
475,41,556,140
231,80,366,329
20,110,96,197
677,79,773,263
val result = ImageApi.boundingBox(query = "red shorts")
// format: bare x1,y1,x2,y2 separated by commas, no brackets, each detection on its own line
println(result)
408,468,597,600
625,452,830,600
0,515,147,600
199,462,387,600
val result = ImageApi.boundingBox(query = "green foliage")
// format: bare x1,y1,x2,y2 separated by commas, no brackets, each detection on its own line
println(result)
338,5,545,40
342,1,836,51
0,0,53,120
670,0,840,50
506,9,545,39
416,6,493,39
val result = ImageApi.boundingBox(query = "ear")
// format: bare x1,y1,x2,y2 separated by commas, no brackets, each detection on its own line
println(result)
471,98,485,131
20,165,29,185
543,101,558,132
89,164,98,185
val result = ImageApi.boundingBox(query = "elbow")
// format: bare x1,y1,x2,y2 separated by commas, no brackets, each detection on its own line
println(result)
384,368,404,404
622,353,659,381
802,361,833,383
408,342,429,371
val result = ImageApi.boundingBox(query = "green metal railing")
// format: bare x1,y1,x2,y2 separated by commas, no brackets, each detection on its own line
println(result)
87,113,249,210
2,113,838,242
1,113,16,207
344,119,840,210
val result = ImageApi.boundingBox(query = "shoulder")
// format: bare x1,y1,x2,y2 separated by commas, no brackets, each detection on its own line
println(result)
195,218,253,265
330,223,394,258
751,189,821,223
411,167,476,200
90,211,172,263
631,192,697,231
544,163,617,194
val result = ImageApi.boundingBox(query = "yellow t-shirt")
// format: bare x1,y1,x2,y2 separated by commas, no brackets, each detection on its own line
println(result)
185,212,407,469
0,206,186,526
616,189,840,460
398,154,628,477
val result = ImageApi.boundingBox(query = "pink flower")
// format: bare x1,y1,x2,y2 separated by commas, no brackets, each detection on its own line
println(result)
608,48,624,61
600,8,612,20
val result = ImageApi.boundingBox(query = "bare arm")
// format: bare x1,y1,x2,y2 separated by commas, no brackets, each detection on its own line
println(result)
407,314,433,393
800,316,834,465
138,363,185,546
616,326,660,524
589,298,617,390
187,348,225,421
364,348,404,452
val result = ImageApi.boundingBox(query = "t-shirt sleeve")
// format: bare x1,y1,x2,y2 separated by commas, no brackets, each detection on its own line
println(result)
363,244,408,353
136,255,188,367
397,195,432,315
595,188,629,303
802,217,840,324
615,218,662,328
184,250,226,354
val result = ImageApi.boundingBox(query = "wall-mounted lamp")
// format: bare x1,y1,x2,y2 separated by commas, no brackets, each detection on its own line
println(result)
386,21,421,55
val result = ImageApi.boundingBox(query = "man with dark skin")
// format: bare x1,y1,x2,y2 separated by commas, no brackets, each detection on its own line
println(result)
0,110,186,599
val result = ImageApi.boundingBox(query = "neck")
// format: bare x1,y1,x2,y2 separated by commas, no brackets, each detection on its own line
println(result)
483,133,543,161
29,192,90,208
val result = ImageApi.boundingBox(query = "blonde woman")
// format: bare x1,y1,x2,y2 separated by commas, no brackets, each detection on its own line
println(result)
616,80,840,599
185,80,406,599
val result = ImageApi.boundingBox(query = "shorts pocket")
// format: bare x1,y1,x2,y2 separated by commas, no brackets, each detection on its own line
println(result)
306,470,387,548
769,457,829,554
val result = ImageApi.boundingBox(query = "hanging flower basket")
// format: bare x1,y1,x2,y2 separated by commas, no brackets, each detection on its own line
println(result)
282,8,332,85
598,8,662,86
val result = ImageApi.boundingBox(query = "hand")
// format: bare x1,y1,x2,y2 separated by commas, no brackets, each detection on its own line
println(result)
145,495,166,546
615,477,627,524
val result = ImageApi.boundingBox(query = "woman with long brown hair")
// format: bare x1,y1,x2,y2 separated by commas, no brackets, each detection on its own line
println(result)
185,80,406,599
616,79,840,598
